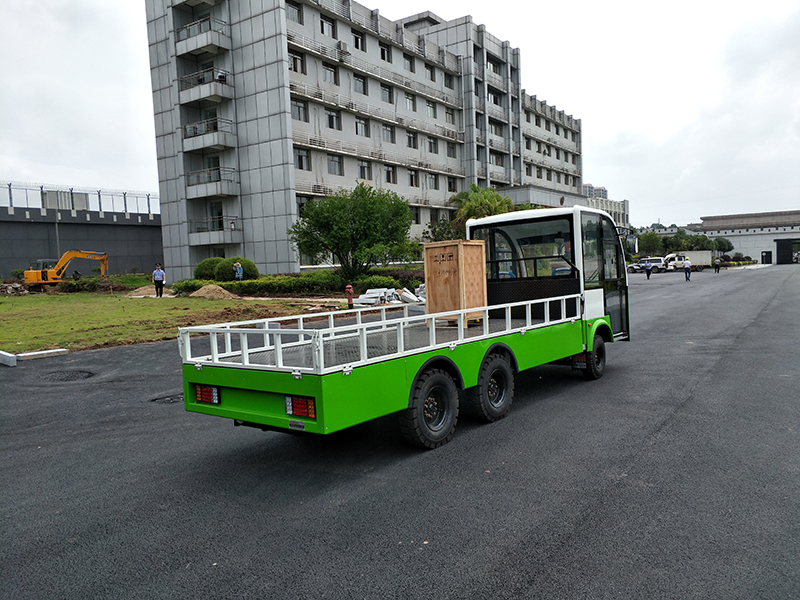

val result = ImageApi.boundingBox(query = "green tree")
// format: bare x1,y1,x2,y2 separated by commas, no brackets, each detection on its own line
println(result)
288,183,413,281
421,217,460,242
662,228,689,254
714,237,734,253
687,234,715,251
637,232,663,256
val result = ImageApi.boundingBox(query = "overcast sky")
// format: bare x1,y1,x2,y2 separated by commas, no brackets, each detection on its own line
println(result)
1,0,798,227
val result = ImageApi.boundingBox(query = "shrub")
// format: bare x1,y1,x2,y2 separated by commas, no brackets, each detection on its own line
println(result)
171,279,205,295
352,274,400,293
10,269,24,280
370,267,423,290
194,257,224,280
743,256,752,262
721,255,732,262
127,266,140,275
213,256,259,282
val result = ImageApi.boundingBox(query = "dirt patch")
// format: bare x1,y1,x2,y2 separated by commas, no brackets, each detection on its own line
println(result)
129,285,156,296
190,284,236,299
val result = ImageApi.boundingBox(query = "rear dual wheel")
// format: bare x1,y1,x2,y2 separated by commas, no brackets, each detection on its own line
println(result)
468,353,514,422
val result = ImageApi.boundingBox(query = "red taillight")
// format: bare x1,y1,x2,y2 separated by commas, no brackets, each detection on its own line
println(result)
285,395,316,419
196,385,220,404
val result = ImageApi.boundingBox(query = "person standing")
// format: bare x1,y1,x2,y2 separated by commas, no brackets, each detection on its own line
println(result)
645,259,652,280
234,261,243,281
152,263,166,297
714,257,721,273
684,258,692,281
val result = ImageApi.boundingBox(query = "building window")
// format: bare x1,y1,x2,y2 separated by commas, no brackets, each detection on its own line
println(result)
572,154,577,165
379,42,391,62
355,117,370,137
287,1,303,24
320,15,336,38
352,30,365,51
380,84,393,103
430,208,439,222
411,206,420,224
546,169,552,181
489,152,504,167
354,74,367,95
525,137,532,150
427,137,438,154
403,53,415,72
407,132,418,149
447,177,457,193
445,108,455,125
325,108,341,130
444,73,454,89
385,164,396,184
446,142,456,158
525,110,531,123
357,160,372,180
537,167,542,179
294,148,310,170
488,90,501,106
382,124,395,143
545,120,551,131
536,141,543,153
555,149,560,160
556,172,561,184
555,125,560,135
426,100,437,119
489,120,503,136
327,154,343,176
535,115,541,127
322,63,339,85
425,63,436,82
525,163,532,176
405,93,416,112
291,99,308,122
289,50,305,74
428,173,439,190
488,59,502,75
408,169,419,187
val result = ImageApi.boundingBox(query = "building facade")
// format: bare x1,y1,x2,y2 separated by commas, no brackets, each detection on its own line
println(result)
145,0,583,280
700,210,800,265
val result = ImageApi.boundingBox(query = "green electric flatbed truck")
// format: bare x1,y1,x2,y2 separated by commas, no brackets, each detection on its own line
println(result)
178,207,630,448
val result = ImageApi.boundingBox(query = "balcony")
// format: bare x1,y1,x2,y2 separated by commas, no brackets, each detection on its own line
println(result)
186,167,238,199
179,68,233,104
173,0,219,7
176,18,231,56
188,216,243,246
183,118,236,152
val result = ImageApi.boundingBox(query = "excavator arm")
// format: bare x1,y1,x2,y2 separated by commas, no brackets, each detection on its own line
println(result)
24,250,109,284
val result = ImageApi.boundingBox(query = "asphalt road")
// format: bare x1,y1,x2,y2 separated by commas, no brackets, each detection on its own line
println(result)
2,265,798,599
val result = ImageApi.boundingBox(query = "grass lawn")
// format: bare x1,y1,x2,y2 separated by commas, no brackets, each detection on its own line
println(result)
0,291,343,354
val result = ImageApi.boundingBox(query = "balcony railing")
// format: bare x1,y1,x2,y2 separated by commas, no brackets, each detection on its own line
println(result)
180,68,231,91
186,167,236,186
176,17,228,42
183,117,234,139
189,215,240,234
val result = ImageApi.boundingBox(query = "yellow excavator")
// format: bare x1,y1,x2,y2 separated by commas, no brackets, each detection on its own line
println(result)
24,250,109,285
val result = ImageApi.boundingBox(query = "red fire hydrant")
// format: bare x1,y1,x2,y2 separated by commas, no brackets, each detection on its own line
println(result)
345,284,354,309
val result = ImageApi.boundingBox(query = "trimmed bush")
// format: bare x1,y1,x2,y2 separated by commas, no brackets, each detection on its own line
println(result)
352,274,400,293
213,256,259,282
194,257,224,280
10,269,24,280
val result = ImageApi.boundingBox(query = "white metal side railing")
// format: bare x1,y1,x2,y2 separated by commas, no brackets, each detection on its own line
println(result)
178,294,582,376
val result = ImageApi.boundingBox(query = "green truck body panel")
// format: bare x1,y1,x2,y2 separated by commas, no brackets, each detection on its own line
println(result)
183,317,609,435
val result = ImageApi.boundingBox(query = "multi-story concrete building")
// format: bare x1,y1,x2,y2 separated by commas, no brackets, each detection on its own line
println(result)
145,0,583,279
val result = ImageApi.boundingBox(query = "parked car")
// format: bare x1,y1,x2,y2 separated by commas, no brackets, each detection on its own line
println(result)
628,257,667,274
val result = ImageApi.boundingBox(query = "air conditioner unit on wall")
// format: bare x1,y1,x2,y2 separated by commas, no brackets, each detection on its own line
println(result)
338,41,350,54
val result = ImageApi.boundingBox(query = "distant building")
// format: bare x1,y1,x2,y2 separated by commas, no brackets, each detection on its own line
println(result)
700,210,800,264
582,183,607,199
0,181,163,278
145,0,584,279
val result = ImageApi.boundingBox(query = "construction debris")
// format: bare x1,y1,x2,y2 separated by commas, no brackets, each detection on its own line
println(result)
0,283,28,296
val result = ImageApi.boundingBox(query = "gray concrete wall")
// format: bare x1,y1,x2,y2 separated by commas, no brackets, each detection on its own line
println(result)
0,207,163,279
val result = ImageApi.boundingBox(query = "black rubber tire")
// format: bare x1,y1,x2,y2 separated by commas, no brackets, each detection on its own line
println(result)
651,266,660,274
583,334,606,380
696,265,704,272
399,369,459,449
468,353,514,422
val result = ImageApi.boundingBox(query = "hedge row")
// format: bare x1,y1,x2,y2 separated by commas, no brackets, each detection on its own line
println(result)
170,269,423,297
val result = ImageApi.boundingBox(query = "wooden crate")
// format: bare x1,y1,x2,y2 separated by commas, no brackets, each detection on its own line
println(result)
423,240,487,325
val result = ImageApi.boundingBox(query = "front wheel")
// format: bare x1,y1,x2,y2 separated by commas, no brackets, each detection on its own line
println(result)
400,369,459,449
468,353,514,422
696,265,704,272
583,334,606,380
